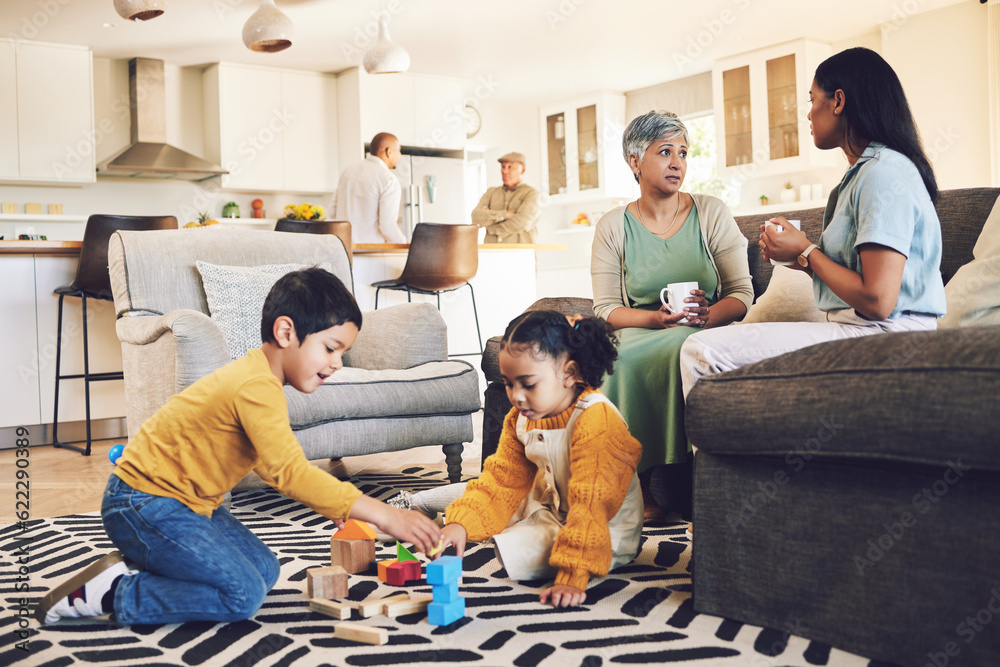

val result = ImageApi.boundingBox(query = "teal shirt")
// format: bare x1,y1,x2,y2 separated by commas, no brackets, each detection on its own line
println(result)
815,141,946,318
622,206,719,310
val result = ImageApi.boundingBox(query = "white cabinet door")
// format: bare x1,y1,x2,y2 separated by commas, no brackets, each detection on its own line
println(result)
216,64,285,191
413,75,464,150
16,42,94,183
0,257,40,428
281,71,336,193
0,40,19,180
360,72,416,146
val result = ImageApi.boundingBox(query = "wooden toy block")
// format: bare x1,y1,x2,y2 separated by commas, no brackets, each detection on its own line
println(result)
333,519,378,540
330,537,376,574
383,594,433,618
377,559,398,582
24,203,42,215
359,592,408,618
1,203,16,214
432,580,460,604
426,555,461,585
309,598,351,620
307,566,348,599
333,621,388,646
47,204,63,215
396,541,418,561
428,537,446,557
384,560,421,586
428,597,466,626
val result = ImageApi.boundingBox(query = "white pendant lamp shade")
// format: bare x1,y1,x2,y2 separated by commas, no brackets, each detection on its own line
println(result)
363,17,410,74
243,0,294,53
113,0,165,21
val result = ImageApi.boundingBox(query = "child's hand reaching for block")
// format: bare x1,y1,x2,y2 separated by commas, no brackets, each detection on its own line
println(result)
540,584,586,608
438,523,468,558
348,496,442,554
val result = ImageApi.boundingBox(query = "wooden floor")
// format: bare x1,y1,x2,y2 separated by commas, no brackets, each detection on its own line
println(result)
1,431,482,523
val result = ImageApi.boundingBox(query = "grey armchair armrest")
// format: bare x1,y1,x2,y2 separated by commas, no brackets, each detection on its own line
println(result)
116,310,230,438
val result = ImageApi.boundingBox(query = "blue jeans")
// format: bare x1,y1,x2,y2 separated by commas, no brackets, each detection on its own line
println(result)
102,475,279,625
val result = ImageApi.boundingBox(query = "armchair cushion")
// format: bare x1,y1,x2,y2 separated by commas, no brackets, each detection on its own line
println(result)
196,260,333,360
345,302,448,370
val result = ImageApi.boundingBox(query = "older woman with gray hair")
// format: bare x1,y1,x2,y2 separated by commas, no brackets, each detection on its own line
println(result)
591,110,753,522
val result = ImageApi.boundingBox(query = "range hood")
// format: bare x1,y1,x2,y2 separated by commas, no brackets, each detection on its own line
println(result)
97,58,228,182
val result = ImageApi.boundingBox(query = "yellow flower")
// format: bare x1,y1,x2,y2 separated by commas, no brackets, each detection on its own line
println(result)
283,202,325,221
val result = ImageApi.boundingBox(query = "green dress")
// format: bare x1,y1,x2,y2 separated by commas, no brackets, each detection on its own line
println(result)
601,207,719,472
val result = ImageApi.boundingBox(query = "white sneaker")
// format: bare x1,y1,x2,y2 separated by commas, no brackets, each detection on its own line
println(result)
35,552,132,624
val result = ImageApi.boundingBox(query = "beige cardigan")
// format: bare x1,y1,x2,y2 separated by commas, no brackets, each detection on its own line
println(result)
591,193,754,321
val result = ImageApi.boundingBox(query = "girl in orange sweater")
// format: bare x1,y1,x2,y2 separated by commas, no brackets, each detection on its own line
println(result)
442,310,643,607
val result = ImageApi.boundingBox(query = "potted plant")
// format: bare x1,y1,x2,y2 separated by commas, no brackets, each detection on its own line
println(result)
759,194,769,206
281,203,326,222
779,181,796,204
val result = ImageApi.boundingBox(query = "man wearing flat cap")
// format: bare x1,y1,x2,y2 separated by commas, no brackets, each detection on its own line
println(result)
470,152,541,243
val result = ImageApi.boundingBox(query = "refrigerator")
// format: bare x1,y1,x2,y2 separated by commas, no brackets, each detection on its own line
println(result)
392,154,468,239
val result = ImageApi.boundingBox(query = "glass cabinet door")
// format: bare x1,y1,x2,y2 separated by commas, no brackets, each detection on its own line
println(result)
722,66,752,167
576,104,598,191
546,113,567,196
766,54,798,160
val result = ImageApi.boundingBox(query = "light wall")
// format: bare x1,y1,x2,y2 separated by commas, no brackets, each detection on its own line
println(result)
883,1,992,189
467,97,540,191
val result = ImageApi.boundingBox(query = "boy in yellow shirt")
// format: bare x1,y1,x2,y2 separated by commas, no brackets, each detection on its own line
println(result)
36,267,442,625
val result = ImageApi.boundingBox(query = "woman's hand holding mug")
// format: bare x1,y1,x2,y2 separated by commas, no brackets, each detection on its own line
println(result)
658,282,708,328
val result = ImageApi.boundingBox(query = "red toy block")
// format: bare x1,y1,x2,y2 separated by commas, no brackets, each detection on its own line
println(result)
383,560,421,586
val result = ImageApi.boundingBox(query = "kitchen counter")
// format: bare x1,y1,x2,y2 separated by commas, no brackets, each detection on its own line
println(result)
353,243,566,254
0,241,83,255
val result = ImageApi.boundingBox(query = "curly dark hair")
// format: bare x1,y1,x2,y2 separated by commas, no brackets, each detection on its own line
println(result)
501,310,618,388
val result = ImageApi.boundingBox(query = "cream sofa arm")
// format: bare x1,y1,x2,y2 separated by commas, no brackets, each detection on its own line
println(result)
116,309,231,438
345,302,448,370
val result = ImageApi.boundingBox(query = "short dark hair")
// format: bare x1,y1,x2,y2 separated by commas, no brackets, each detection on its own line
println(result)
814,47,938,203
502,310,618,388
260,267,362,344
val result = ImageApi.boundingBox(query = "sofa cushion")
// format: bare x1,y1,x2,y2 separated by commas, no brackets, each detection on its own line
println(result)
197,261,331,360
940,193,1000,329
741,265,826,324
685,326,1000,471
286,360,481,428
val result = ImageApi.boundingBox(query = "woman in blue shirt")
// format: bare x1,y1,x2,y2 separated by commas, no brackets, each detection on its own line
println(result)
680,47,945,396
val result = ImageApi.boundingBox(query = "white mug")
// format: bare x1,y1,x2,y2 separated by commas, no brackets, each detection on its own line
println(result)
659,281,699,323
765,219,801,266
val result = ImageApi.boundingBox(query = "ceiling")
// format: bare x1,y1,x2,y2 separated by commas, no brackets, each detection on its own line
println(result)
0,0,968,104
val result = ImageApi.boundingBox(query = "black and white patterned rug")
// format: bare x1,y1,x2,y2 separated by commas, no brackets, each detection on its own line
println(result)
2,467,879,666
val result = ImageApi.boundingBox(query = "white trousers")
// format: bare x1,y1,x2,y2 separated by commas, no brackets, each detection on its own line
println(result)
680,309,938,400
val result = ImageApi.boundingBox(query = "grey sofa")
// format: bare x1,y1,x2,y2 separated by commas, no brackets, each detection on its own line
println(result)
108,227,480,483
480,187,1000,665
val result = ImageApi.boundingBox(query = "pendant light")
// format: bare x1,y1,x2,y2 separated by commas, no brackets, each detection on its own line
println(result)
242,0,294,53
113,0,165,21
363,16,410,74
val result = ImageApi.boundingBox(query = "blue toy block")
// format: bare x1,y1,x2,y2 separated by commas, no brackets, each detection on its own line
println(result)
426,555,461,585
432,580,460,604
428,597,465,626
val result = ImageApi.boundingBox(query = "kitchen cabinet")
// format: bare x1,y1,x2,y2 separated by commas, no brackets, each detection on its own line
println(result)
336,67,464,167
0,39,95,185
539,93,633,202
203,63,338,193
712,39,837,177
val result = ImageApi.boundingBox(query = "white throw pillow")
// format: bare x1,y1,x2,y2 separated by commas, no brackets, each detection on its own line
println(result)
196,261,331,360
741,266,827,324
940,195,1000,329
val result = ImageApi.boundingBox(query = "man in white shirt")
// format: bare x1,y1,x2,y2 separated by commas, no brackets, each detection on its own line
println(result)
333,133,406,243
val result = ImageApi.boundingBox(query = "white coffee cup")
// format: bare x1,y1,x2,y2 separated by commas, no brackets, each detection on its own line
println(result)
764,219,801,266
659,281,699,323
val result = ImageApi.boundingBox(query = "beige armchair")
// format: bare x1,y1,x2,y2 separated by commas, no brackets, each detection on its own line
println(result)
107,227,479,483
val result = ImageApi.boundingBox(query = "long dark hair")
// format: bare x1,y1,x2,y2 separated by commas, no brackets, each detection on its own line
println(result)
502,310,618,388
814,47,938,203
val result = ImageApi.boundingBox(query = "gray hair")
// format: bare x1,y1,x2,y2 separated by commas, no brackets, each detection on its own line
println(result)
622,110,689,163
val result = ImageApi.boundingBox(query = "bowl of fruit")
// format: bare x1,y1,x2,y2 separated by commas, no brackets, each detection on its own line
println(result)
183,212,221,228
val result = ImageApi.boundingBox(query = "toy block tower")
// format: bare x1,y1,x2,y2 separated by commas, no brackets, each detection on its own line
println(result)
331,519,377,574
426,555,464,626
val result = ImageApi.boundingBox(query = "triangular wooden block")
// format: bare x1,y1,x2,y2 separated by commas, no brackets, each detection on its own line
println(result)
333,519,378,540
396,541,418,562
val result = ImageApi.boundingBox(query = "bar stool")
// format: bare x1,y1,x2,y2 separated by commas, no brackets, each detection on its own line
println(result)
53,214,178,455
274,219,353,264
372,222,482,357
